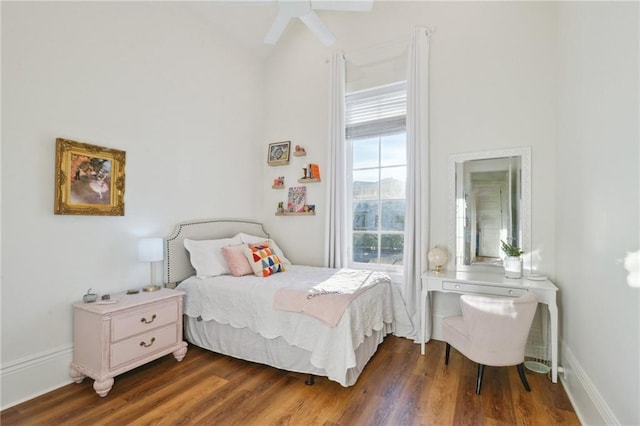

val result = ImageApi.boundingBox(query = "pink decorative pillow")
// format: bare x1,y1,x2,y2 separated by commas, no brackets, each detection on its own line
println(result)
222,244,253,277
184,237,241,277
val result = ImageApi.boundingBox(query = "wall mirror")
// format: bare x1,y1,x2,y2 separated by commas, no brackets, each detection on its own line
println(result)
448,147,531,272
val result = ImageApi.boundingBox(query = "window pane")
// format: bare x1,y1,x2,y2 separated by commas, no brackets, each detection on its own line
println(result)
381,200,405,231
353,169,379,199
380,133,406,167
353,233,379,264
353,137,379,169
380,166,406,199
380,234,404,265
353,201,379,231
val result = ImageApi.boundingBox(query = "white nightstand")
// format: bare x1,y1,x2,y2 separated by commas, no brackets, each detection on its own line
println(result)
70,287,188,397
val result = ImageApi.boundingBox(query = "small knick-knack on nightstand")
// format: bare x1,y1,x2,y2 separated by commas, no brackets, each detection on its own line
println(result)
83,288,97,303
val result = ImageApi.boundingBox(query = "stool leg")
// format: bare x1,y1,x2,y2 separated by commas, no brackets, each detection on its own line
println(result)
445,343,451,365
476,364,485,395
517,363,531,391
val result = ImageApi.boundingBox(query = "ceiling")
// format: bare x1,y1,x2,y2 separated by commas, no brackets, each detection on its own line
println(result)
181,1,375,57
184,1,279,54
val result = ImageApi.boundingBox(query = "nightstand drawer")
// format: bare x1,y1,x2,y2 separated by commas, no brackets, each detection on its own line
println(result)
110,323,179,368
442,281,528,297
112,300,178,341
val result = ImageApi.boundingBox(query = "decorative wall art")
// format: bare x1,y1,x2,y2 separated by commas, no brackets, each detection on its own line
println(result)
267,141,291,166
54,138,126,216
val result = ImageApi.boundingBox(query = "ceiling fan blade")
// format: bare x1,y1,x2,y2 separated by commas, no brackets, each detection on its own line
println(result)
310,0,373,12
299,10,336,46
264,11,292,45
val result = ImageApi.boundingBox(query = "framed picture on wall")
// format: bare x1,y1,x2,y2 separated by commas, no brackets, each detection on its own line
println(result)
54,138,126,216
267,141,291,166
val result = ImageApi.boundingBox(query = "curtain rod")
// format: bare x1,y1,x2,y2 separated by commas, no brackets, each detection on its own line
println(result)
325,27,434,64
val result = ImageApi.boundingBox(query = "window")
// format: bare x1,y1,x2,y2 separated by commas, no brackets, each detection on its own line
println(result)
346,82,407,268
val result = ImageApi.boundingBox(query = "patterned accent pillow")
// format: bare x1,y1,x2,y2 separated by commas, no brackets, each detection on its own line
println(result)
244,244,285,277
234,233,292,265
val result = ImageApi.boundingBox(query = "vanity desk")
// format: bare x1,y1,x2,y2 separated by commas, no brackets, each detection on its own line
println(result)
420,270,559,383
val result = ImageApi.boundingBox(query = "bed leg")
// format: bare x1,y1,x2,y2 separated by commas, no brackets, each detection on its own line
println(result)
305,374,315,386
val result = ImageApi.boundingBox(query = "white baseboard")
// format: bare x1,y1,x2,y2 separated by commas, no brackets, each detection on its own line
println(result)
1,345,74,410
560,340,619,425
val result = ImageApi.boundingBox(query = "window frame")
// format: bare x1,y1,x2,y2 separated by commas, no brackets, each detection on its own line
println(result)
345,81,408,272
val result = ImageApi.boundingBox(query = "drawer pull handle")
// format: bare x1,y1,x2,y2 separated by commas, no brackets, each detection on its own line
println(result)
509,290,514,295
140,314,156,324
140,337,156,348
455,285,460,289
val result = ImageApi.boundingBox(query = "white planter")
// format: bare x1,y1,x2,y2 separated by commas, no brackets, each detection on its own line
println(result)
504,256,523,279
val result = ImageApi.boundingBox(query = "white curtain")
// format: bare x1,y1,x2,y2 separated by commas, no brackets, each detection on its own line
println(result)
325,52,349,268
402,27,431,341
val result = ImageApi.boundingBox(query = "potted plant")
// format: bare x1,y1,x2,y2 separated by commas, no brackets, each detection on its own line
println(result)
501,240,523,278
277,202,284,213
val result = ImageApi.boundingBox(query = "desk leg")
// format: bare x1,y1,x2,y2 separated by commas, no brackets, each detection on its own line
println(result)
421,290,431,355
548,302,558,383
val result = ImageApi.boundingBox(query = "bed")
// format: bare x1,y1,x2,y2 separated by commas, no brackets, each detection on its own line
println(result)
165,218,412,386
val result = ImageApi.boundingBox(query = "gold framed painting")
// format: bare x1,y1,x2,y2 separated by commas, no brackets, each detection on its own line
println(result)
54,138,126,216
267,141,291,166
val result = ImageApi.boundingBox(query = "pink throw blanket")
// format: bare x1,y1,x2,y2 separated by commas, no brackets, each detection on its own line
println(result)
273,268,390,327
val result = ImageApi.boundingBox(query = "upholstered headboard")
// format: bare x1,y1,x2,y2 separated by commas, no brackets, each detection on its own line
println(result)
164,218,269,286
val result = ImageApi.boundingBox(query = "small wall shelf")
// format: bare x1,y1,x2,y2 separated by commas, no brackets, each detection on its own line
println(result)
275,211,316,216
298,178,321,183
293,151,307,157
272,184,284,189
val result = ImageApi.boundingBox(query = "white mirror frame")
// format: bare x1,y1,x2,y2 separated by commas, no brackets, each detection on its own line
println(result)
447,147,531,272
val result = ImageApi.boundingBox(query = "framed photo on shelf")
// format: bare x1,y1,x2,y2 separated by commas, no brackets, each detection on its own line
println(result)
287,186,307,213
54,138,126,216
267,141,291,166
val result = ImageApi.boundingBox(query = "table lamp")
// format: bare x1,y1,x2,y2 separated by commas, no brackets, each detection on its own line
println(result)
427,246,449,273
138,237,163,291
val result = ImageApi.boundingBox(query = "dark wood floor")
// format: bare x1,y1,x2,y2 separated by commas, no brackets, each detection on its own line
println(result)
1,336,580,425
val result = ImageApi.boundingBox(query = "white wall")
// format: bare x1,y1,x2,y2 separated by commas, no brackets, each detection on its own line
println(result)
1,1,264,408
556,2,639,425
259,26,333,266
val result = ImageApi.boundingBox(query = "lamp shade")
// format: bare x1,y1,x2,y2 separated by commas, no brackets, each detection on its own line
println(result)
138,238,164,262
428,246,449,272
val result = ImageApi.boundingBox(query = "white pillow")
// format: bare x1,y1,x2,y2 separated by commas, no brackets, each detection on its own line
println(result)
184,237,242,277
234,233,292,265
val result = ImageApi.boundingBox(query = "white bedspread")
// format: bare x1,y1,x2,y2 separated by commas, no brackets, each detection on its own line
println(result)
177,265,411,386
